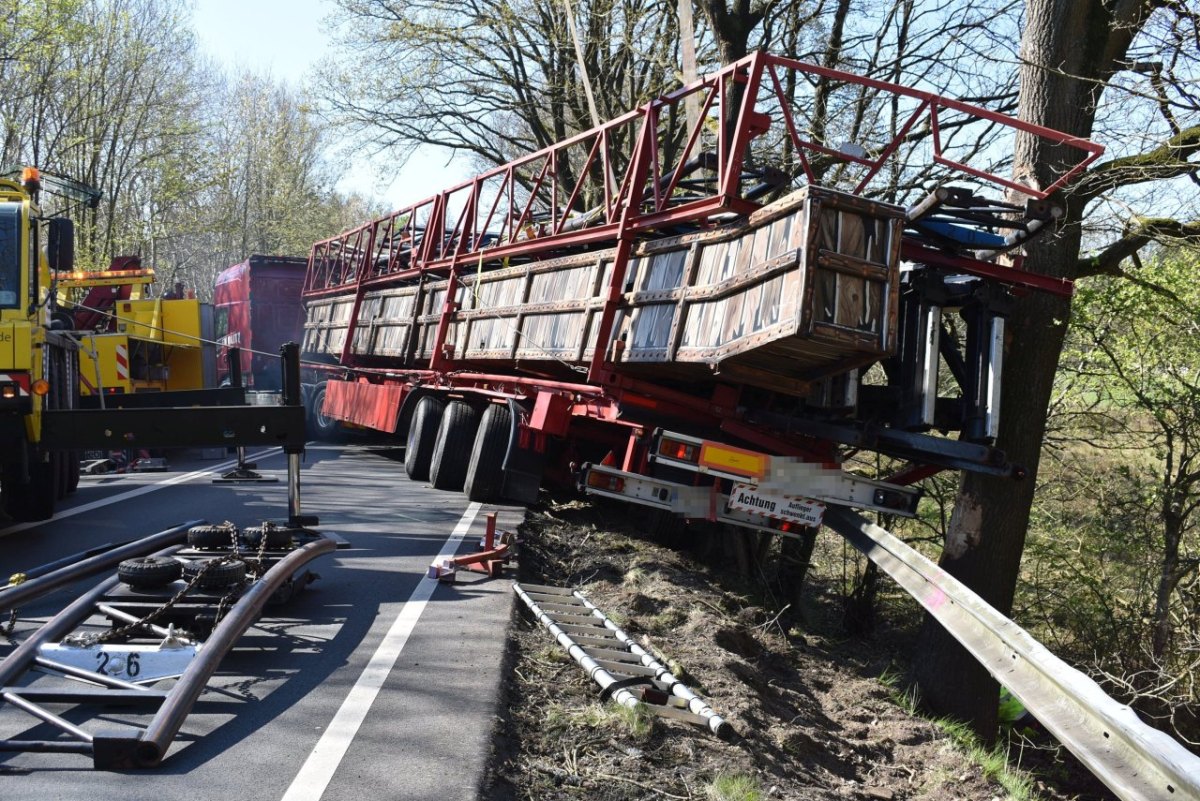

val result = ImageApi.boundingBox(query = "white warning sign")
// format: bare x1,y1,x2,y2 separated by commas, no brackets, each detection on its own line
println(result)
728,483,825,527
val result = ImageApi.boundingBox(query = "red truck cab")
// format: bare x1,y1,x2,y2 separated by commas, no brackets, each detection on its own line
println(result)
214,255,307,390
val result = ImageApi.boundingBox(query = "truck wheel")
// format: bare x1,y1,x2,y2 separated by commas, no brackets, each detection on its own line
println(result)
308,383,341,441
118,556,183,588
464,404,512,502
188,523,238,550
0,463,28,521
242,525,295,550
183,558,247,590
26,452,57,522
430,401,479,491
55,451,69,500
67,450,81,494
405,396,445,481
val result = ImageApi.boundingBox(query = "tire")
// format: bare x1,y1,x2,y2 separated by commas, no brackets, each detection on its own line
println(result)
67,450,81,494
55,450,68,500
307,383,341,441
405,396,446,481
118,556,183,588
464,404,513,502
26,451,56,522
1,462,28,521
183,558,247,590
242,525,294,550
188,523,239,550
429,401,480,491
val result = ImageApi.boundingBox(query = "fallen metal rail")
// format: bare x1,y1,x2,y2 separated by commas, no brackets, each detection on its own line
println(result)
514,582,731,737
1,521,200,612
0,529,337,768
823,507,1200,801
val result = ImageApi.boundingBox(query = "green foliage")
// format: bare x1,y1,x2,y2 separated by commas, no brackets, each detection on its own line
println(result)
1025,248,1200,743
0,0,382,297
706,773,762,801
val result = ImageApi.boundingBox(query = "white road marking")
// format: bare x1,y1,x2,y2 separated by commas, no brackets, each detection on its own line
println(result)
280,502,482,801
0,448,283,537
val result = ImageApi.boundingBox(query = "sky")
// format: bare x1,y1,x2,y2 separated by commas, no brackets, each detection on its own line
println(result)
189,0,471,212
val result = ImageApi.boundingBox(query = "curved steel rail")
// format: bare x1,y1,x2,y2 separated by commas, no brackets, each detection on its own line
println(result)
0,531,337,768
823,506,1200,801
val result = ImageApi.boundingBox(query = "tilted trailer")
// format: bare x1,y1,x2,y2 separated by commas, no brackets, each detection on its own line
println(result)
298,51,1103,528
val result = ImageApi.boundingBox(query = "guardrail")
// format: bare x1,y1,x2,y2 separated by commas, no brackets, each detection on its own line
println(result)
823,507,1200,801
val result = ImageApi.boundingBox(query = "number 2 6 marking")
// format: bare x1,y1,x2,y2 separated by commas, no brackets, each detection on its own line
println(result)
94,651,141,677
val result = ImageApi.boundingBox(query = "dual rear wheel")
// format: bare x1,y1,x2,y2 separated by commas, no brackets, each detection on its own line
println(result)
405,397,512,503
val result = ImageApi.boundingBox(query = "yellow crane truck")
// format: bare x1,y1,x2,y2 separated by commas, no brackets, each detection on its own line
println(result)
0,168,81,521
57,256,208,400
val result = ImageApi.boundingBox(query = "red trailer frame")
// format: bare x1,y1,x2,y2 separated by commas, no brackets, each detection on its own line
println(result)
299,51,1102,509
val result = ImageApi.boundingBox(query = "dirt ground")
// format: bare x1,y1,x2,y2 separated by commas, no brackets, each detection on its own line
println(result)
483,494,1116,801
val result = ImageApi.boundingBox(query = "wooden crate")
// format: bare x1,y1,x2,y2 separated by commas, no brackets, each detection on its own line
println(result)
302,185,903,393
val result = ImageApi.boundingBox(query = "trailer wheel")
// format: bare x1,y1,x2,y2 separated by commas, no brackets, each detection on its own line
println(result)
0,463,27,521
183,558,247,590
242,525,295,550
188,523,238,550
464,404,512,502
67,451,81,494
405,396,446,481
118,556,183,588
430,401,479,491
308,383,341,441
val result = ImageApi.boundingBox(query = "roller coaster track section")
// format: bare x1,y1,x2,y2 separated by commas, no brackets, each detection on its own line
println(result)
0,528,338,769
822,507,1200,801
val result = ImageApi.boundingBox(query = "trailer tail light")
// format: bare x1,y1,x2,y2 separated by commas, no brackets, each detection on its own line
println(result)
1,384,16,399
31,379,50,396
659,436,699,464
586,471,625,493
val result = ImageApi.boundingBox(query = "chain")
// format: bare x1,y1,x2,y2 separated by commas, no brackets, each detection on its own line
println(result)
3,609,17,639
2,572,27,639
64,554,244,647
60,520,286,647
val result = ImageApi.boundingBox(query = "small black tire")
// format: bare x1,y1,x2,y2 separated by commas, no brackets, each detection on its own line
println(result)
242,525,295,550
464,404,512,502
118,556,183,588
405,396,446,481
308,383,342,441
183,558,247,590
430,401,480,491
188,523,238,550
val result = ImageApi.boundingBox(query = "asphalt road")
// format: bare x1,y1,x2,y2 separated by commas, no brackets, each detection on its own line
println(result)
0,444,522,800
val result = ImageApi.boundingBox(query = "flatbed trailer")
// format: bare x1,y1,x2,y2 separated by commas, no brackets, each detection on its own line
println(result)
298,51,1103,522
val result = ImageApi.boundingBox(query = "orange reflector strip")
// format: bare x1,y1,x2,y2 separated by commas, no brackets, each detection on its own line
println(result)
699,442,767,479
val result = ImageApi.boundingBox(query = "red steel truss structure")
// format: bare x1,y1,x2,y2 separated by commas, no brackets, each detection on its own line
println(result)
304,52,1100,382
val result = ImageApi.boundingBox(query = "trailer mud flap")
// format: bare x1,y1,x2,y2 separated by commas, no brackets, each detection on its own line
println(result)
325,380,406,433
501,398,546,504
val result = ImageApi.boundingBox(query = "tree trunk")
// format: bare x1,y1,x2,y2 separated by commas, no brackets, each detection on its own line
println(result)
913,0,1158,739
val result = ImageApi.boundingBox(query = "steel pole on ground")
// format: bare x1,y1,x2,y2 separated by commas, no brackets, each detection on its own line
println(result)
513,583,731,737
131,534,337,767
0,521,199,613
569,589,730,737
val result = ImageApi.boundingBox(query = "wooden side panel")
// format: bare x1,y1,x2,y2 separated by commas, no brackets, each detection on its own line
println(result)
300,185,904,394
